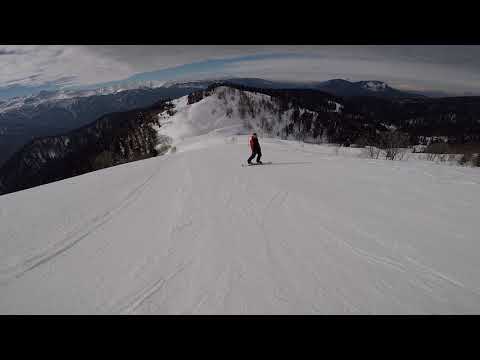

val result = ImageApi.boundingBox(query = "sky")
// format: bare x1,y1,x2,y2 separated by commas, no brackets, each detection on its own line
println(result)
1,45,479,99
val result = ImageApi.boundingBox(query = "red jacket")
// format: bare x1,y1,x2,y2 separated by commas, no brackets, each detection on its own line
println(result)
249,135,260,152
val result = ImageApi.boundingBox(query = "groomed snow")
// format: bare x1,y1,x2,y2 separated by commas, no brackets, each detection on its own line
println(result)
1,132,480,314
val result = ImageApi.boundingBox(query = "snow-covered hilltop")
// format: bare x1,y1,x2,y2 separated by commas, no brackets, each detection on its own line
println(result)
1,85,480,314
155,86,335,146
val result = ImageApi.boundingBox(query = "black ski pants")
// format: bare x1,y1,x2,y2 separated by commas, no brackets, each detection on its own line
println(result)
248,148,262,163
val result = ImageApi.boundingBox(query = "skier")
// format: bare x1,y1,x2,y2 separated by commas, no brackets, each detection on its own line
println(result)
247,132,262,164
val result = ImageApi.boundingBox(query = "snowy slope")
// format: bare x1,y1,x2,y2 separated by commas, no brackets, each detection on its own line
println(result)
1,130,480,314
155,86,320,147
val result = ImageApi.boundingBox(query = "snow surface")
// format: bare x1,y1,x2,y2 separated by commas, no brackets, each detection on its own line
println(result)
2,87,480,314
1,130,480,314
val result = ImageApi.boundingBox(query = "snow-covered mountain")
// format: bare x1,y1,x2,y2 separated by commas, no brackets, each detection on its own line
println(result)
0,86,199,167
164,78,428,98
0,77,431,168
4,83,480,196
311,79,425,98
162,77,302,90
1,119,480,313
0,89,111,113
0,79,290,167
0,85,342,195
155,86,341,144
0,81,170,112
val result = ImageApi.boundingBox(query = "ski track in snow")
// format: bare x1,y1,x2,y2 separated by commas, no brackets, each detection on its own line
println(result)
0,160,164,284
1,133,480,314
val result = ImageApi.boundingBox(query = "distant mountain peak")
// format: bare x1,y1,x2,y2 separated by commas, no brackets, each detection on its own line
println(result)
357,80,389,92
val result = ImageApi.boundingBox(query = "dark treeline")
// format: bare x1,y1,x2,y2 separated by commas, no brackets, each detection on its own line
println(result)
0,100,174,195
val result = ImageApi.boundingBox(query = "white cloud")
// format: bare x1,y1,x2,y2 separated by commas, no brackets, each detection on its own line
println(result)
0,45,301,88
1,45,480,94
220,54,480,93
0,45,135,87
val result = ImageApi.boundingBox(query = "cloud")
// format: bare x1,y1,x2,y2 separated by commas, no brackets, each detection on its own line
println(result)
0,48,24,55
1,45,480,95
82,45,301,70
5,74,42,84
219,51,480,94
0,45,298,89
0,45,135,88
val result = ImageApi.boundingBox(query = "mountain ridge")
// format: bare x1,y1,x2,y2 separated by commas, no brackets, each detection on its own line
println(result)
2,83,480,196
0,86,199,166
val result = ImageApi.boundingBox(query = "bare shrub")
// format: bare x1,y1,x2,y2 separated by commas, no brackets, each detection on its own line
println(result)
379,131,410,160
355,136,369,148
333,144,341,156
263,119,273,134
458,153,470,165
473,154,480,167
363,146,381,159
396,149,408,161
424,142,448,162
92,150,115,170
462,153,480,167
157,144,171,155
238,104,247,119
260,116,267,131
438,154,447,162
425,142,449,154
